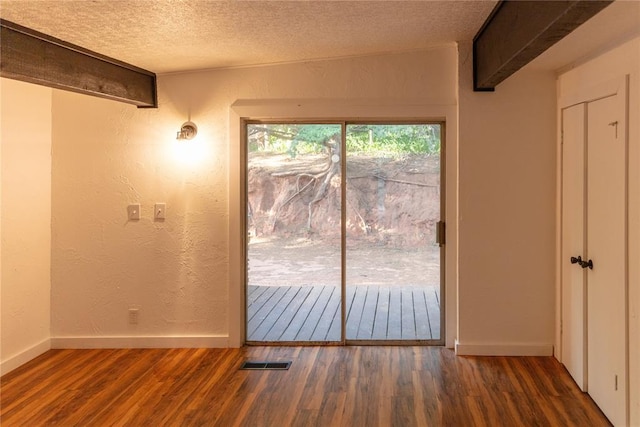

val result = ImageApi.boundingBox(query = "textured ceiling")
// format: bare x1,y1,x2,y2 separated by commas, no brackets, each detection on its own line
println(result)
0,0,497,74
2,1,638,76
526,0,640,71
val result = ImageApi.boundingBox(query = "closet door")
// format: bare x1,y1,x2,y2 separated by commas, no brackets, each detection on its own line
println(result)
586,93,627,426
561,103,587,391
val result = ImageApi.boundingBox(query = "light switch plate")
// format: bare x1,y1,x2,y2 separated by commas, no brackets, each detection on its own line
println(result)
127,204,141,220
154,203,166,220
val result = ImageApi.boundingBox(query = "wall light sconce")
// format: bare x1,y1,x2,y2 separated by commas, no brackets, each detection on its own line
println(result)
176,121,198,140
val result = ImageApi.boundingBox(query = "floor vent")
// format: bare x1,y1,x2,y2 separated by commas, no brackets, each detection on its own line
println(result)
240,361,291,370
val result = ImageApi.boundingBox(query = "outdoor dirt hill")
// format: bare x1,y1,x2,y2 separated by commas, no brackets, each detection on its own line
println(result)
248,153,441,248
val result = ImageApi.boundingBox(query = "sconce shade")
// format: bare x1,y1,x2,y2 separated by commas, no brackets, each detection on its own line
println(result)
177,121,198,140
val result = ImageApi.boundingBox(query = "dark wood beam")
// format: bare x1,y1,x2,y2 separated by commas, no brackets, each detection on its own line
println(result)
473,0,613,91
0,19,157,108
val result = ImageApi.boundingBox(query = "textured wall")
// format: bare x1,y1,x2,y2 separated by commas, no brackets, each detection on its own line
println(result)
456,42,557,355
49,43,560,353
1,78,52,373
50,90,229,342
50,47,458,345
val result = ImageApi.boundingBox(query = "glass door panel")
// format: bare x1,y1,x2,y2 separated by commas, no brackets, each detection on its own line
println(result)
245,121,443,344
345,124,442,342
246,123,342,342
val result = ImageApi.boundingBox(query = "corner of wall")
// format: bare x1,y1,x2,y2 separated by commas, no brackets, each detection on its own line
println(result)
0,339,51,376
1,78,53,375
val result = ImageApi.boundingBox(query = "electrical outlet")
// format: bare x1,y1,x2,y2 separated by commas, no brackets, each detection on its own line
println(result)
129,308,139,324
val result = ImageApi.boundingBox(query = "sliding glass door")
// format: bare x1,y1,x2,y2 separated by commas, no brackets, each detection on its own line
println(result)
246,124,343,342
245,121,443,344
344,124,442,342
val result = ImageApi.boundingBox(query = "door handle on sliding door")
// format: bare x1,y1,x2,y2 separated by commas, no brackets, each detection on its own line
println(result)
436,221,445,247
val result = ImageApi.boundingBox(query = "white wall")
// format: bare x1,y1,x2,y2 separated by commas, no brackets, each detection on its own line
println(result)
0,78,52,374
557,37,640,427
456,42,558,356
49,47,460,347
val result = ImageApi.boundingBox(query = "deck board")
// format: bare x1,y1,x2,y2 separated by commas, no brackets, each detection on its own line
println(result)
356,286,379,339
372,286,390,340
425,287,441,338
413,288,432,338
311,287,341,341
247,285,270,312
248,286,290,339
295,286,334,341
387,287,403,340
255,286,302,341
263,286,313,341
401,287,417,339
346,286,367,339
247,285,441,342
279,285,325,341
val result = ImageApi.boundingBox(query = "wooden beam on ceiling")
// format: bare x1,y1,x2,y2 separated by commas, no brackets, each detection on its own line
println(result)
0,19,157,108
473,0,613,91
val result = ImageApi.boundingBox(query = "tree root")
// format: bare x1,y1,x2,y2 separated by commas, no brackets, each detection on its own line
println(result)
267,133,341,232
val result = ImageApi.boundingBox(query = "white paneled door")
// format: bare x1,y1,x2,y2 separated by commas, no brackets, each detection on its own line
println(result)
586,93,627,427
560,78,628,426
561,103,587,391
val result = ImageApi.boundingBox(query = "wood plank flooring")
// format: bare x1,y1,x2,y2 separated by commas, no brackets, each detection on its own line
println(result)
1,347,612,426
248,285,441,342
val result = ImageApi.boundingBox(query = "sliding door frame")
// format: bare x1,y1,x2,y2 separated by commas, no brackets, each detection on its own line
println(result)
344,120,445,346
242,119,445,346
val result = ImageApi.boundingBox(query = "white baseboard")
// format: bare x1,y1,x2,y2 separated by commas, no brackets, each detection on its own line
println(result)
455,340,554,356
51,335,230,349
1,338,51,376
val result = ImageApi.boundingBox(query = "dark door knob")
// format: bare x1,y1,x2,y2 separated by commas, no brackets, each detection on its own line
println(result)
580,259,594,270
570,256,582,265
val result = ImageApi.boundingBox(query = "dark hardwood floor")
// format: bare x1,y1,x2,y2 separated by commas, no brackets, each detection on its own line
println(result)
1,346,611,426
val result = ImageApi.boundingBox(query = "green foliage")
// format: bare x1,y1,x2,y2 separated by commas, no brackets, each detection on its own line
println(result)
290,125,341,158
346,124,440,156
247,123,440,158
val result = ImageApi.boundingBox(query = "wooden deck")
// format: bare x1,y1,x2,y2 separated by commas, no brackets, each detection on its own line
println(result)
247,285,441,342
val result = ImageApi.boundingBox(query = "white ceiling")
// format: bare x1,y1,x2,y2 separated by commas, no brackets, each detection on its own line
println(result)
0,0,497,74
0,1,638,76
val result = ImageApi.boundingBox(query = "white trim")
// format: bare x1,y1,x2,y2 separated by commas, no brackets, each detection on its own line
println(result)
559,75,627,110
0,338,51,376
159,44,458,77
229,99,459,347
554,30,640,78
454,340,554,356
554,76,564,363
50,335,229,349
